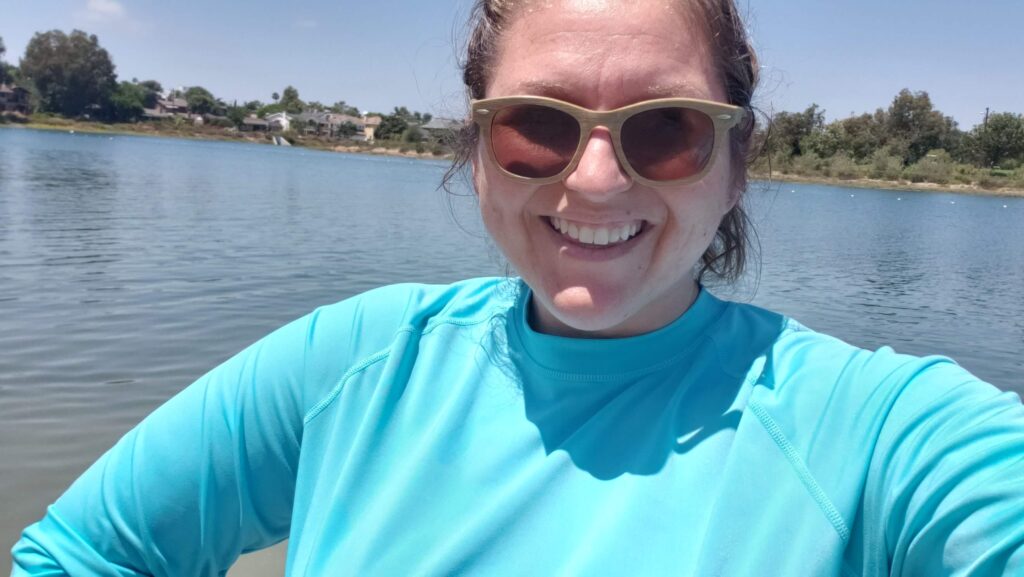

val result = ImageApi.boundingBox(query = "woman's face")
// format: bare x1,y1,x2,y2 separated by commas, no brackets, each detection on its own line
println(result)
473,0,738,338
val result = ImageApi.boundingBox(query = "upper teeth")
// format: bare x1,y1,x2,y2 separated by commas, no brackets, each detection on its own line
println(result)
548,217,643,246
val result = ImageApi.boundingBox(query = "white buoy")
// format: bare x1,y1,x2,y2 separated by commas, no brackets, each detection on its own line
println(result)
897,197,902,201
951,201,956,205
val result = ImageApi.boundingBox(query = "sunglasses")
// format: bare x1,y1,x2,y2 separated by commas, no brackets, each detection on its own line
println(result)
472,95,747,187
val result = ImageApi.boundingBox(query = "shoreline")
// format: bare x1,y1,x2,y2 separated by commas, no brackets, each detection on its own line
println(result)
4,121,454,162
5,122,1022,198
754,172,1024,199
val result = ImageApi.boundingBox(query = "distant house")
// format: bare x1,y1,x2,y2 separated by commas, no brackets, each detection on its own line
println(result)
362,116,382,142
142,109,173,120
278,110,384,142
0,83,32,115
419,117,464,144
155,97,189,116
241,115,269,132
293,110,332,136
265,111,294,132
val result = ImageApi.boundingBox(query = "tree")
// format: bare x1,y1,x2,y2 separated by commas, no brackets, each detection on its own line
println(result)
767,104,825,158
137,79,161,93
19,29,117,117
226,105,248,127
184,86,216,115
103,81,146,122
404,125,425,143
279,85,303,113
272,92,280,102
393,106,412,120
336,121,358,138
376,112,408,141
0,35,6,84
968,113,1024,168
833,112,887,161
884,89,957,165
332,100,360,116
136,79,162,108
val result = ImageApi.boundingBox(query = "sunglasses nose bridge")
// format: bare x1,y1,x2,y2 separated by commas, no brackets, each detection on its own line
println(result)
564,124,633,196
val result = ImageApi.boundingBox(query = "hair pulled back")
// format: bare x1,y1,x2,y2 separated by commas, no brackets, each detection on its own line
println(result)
444,0,760,283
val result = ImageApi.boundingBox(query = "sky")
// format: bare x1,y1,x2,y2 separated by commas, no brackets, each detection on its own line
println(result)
1,0,1022,128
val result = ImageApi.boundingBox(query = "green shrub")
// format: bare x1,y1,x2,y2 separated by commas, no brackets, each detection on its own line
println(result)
976,174,1001,189
903,149,953,185
869,149,904,181
790,153,824,176
1012,169,1024,188
764,151,792,175
825,153,863,180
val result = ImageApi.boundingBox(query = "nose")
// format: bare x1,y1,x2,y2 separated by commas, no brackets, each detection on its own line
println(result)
563,127,632,200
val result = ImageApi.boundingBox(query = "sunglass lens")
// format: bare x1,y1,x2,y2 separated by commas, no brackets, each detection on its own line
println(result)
491,104,581,178
621,107,715,181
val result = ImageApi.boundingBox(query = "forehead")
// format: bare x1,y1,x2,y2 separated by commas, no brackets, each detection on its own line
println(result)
489,0,721,107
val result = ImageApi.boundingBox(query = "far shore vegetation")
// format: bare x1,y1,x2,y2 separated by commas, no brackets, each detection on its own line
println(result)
1,29,1023,196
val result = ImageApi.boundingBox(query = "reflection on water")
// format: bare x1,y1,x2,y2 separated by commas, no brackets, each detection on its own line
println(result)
1,128,1022,571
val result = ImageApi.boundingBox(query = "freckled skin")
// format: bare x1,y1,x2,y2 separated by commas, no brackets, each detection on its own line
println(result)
472,0,737,338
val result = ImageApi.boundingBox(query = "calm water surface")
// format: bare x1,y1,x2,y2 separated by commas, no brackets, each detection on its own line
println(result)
2,127,1022,571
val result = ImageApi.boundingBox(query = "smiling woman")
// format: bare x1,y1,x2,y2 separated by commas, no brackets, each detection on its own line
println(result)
10,0,1024,576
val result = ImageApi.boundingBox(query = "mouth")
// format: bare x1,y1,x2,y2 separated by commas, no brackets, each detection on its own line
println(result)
546,216,646,247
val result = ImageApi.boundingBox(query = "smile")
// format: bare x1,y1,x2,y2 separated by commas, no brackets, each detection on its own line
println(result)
547,217,645,247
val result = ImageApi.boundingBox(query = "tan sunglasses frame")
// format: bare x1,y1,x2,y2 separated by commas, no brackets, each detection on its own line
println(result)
471,95,747,187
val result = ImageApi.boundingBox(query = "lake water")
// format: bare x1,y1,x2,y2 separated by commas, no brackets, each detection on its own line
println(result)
2,127,1022,573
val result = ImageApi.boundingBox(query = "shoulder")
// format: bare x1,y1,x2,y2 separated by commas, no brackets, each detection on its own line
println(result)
731,302,1021,505
313,276,514,338
743,308,1002,429
290,277,514,403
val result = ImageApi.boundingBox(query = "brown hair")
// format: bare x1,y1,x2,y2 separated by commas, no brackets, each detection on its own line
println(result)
442,0,761,283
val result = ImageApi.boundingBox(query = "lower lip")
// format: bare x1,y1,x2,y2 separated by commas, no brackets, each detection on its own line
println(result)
542,219,647,261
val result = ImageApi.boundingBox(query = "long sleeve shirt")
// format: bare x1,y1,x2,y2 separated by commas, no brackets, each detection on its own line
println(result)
12,277,1024,576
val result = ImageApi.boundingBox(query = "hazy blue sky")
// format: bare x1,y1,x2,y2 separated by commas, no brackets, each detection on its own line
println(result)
2,0,1021,128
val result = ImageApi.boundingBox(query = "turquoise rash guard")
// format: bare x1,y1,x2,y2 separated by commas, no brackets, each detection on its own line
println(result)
11,278,1024,576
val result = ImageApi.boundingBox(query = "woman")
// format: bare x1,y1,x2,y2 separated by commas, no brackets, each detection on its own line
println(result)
12,0,1024,575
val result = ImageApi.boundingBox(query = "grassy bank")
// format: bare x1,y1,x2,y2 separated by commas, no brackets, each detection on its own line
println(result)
753,151,1024,198
2,114,455,161
751,171,1024,198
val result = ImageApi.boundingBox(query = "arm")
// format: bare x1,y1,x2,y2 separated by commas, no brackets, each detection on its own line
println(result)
864,361,1024,576
10,312,320,577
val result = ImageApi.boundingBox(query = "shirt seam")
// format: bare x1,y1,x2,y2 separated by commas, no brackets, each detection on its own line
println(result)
302,314,501,426
303,344,397,425
748,400,852,544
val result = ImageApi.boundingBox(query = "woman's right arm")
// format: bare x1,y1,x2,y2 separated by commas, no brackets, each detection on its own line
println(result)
10,304,348,577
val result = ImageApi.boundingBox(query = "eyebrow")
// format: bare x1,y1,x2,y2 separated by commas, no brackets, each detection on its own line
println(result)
510,79,712,103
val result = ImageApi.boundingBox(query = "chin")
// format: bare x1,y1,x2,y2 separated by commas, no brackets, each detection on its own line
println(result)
542,286,636,337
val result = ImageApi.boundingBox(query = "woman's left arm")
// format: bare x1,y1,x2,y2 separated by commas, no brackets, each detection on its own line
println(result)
864,360,1024,576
